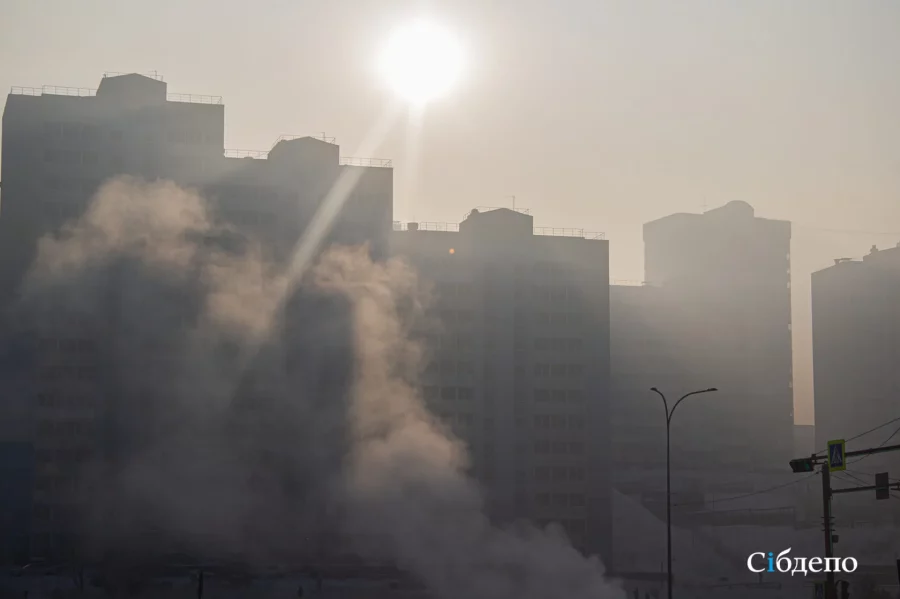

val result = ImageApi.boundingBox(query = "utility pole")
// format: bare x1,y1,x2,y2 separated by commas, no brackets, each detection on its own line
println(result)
790,441,900,599
821,464,836,599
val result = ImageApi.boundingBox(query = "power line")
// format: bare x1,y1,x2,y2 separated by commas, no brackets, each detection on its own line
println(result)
672,473,818,508
834,471,870,488
814,414,900,457
845,468,900,482
849,423,900,465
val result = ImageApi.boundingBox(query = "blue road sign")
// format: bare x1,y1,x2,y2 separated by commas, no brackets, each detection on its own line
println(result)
828,439,846,472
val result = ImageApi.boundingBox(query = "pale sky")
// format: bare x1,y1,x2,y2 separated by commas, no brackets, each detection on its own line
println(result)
3,0,900,425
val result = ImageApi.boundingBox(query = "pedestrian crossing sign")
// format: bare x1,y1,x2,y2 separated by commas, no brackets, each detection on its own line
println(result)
827,439,846,472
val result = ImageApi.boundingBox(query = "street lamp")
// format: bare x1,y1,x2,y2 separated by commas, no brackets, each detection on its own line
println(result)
650,386,718,599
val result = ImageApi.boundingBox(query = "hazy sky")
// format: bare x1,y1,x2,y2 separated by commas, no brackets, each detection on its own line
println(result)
3,0,900,425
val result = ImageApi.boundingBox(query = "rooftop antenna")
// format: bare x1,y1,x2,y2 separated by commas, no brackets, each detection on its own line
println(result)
508,195,516,211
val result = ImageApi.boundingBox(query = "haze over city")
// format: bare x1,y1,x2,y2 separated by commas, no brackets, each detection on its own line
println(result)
5,0,900,424
2,1,900,598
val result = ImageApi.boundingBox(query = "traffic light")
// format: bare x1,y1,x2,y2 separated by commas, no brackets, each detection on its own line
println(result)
839,580,849,599
790,458,815,473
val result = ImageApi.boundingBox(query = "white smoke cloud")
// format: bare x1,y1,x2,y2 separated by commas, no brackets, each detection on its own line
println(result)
17,177,624,598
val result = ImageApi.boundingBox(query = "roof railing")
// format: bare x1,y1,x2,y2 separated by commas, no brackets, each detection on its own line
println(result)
340,157,393,168
224,149,269,160
9,86,41,96
10,86,98,97
167,93,223,105
43,85,96,97
395,222,459,232
534,227,583,238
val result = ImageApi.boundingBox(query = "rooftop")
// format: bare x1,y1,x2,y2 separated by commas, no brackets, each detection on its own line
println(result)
10,84,222,105
10,72,223,105
393,206,605,239
224,134,392,168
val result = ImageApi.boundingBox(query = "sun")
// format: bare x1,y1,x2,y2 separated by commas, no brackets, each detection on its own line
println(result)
379,20,463,106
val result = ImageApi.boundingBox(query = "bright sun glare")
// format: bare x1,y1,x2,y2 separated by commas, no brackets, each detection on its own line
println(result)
379,20,463,105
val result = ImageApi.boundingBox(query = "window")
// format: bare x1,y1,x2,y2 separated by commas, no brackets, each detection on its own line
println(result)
534,363,551,377
568,442,584,454
536,493,550,507
553,493,569,508
569,467,584,481
63,123,80,140
553,466,567,481
484,417,494,431
534,389,549,402
43,122,62,138
441,387,457,400
551,415,566,429
458,387,474,400
570,494,585,507
552,389,567,403
568,364,584,377
567,390,582,402
535,466,550,481
552,441,567,454
534,440,550,454
568,415,584,430
552,364,567,377
423,386,439,401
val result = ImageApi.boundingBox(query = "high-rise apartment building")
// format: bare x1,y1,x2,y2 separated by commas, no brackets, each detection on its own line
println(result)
812,244,900,523
390,208,611,561
0,73,394,559
610,201,795,522
642,201,793,471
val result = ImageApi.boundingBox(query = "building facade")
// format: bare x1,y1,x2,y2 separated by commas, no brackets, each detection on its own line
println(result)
0,73,394,560
812,244,900,525
611,201,795,525
390,208,612,561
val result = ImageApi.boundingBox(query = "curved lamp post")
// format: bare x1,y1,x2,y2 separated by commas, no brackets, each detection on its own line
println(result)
650,386,718,599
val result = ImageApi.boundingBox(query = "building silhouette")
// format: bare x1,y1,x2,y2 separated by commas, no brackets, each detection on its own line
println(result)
812,243,900,525
390,208,612,561
0,73,394,561
611,201,795,524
